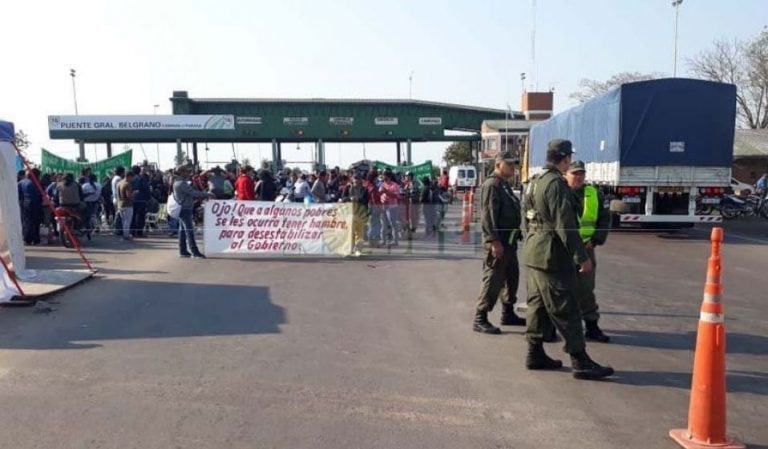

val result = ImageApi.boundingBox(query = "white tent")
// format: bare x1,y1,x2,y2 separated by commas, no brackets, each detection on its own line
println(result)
0,120,29,301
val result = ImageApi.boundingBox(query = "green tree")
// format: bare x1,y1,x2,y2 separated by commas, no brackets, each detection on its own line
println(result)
442,141,472,166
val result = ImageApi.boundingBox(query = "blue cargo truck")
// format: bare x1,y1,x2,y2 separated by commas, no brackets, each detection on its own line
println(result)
527,78,737,227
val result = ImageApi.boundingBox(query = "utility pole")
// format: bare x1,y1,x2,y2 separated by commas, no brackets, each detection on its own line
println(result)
70,68,79,115
672,0,683,77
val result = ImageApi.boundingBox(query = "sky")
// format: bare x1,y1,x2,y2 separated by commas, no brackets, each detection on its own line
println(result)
2,0,766,171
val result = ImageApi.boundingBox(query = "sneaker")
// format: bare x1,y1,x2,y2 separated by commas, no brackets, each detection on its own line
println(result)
179,253,192,258
192,253,207,259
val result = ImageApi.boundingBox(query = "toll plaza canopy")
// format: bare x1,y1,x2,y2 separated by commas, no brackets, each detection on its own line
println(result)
48,91,519,166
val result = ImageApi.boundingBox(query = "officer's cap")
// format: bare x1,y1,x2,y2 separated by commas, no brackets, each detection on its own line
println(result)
568,160,586,173
547,139,575,157
495,151,519,164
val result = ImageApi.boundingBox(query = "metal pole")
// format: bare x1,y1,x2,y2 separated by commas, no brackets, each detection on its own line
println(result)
154,105,160,166
70,68,78,115
409,71,414,100
673,0,683,77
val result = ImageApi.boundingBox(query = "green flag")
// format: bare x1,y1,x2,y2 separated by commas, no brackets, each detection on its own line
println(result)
41,148,133,181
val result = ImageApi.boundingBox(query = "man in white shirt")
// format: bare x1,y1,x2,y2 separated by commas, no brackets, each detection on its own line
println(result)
111,166,126,236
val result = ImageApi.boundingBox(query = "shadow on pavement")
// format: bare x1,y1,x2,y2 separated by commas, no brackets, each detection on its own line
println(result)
0,279,285,351
609,330,768,356
26,256,166,276
612,370,768,396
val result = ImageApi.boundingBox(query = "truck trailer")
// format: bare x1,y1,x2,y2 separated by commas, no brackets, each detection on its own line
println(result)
527,78,737,227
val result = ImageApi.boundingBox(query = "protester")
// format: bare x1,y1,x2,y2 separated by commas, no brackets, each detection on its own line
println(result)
365,170,382,246
343,174,369,254
111,166,126,235
235,166,256,201
206,167,231,199
311,171,329,203
402,172,420,234
18,168,43,245
379,170,401,246
81,174,102,234
117,171,136,241
58,173,83,219
420,177,439,237
293,174,311,202
174,165,214,258
101,175,115,225
255,170,278,201
131,166,151,237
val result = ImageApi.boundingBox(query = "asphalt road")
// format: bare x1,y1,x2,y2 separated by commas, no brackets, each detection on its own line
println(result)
0,213,766,449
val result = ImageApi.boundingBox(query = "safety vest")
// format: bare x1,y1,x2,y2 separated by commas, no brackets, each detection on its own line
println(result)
579,185,599,242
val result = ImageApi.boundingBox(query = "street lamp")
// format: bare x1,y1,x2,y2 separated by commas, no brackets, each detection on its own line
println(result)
672,0,683,77
70,68,79,114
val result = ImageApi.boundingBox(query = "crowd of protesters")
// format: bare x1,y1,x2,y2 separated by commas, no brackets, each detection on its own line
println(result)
17,161,452,256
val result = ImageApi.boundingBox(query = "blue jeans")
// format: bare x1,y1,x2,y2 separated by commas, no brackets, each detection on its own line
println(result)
367,205,382,242
178,209,201,255
381,204,399,245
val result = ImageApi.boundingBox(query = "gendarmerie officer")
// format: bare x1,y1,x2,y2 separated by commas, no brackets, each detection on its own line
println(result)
473,151,526,334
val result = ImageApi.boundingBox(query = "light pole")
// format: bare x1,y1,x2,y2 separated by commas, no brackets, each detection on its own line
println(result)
70,68,79,114
408,71,414,100
153,104,160,166
672,0,683,77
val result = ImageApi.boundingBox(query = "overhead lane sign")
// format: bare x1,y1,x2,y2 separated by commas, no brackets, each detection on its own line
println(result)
419,117,442,125
48,115,235,131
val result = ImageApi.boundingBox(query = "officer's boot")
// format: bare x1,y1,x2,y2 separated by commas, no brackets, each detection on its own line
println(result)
570,351,615,380
500,304,526,326
525,342,563,370
473,311,501,334
584,320,610,343
542,325,559,343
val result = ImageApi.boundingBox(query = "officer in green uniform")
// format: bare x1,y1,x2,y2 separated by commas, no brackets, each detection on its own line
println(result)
522,139,614,380
473,151,527,334
566,161,611,343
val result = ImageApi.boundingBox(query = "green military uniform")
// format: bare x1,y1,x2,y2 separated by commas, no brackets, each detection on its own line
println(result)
475,172,523,315
523,164,590,354
571,183,610,322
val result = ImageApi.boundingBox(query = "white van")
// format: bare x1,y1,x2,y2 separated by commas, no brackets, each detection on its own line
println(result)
449,165,477,191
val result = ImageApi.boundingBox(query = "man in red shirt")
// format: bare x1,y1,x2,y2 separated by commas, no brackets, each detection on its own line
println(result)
235,166,256,200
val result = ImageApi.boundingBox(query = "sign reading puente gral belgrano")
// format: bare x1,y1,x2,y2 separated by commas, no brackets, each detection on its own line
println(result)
41,149,133,180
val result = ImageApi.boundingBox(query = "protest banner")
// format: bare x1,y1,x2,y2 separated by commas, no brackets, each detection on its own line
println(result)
373,160,433,185
41,148,133,180
204,200,354,256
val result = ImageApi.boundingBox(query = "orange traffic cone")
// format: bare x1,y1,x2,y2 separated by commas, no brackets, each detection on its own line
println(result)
669,227,745,449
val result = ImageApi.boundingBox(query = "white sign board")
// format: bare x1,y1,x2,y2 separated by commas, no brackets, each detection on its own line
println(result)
48,115,235,131
670,141,685,153
375,117,399,126
204,201,354,256
419,117,442,126
283,117,309,126
329,117,354,126
236,116,263,125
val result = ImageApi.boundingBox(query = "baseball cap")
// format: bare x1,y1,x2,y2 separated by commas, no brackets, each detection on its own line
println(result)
547,139,575,157
568,160,586,173
495,151,519,163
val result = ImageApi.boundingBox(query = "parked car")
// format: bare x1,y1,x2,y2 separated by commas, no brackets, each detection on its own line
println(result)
729,177,753,196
